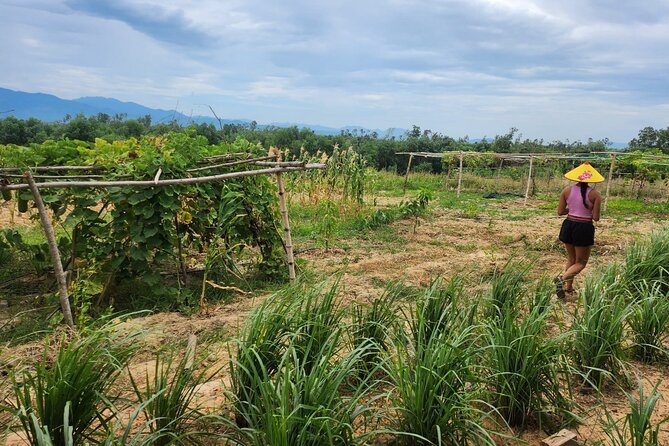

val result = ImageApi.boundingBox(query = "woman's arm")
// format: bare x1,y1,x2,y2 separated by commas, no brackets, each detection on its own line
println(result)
591,189,602,221
557,188,569,216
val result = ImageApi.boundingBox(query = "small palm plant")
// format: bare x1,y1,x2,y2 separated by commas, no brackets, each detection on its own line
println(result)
399,189,432,233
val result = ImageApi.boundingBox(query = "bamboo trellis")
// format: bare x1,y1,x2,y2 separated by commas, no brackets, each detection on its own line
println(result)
397,151,669,207
0,153,326,327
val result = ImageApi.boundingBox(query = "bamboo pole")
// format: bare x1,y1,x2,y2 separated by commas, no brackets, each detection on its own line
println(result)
456,151,463,197
0,164,326,191
187,155,277,172
524,156,534,205
0,165,104,173
275,172,296,282
185,334,197,370
174,215,188,286
603,154,616,211
0,174,112,179
199,152,250,163
25,171,74,329
403,154,414,195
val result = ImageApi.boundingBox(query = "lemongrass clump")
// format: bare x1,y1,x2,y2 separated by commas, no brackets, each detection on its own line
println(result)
569,266,632,389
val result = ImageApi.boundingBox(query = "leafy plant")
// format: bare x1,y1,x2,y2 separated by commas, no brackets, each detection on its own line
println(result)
399,189,432,233
318,199,338,250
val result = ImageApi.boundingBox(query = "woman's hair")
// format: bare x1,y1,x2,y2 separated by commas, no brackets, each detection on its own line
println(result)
579,182,589,209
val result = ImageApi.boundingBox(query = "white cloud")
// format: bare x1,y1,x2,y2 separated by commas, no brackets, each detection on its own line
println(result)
1,0,668,142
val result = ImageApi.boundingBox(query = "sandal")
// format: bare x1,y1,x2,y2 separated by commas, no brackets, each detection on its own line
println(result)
554,276,566,299
564,288,577,297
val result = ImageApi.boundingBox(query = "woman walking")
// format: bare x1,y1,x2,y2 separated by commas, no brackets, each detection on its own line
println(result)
555,162,604,298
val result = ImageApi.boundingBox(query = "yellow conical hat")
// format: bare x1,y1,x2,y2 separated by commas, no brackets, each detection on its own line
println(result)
564,162,605,183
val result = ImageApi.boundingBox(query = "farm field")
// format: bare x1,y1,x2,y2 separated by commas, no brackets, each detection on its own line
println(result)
1,137,669,445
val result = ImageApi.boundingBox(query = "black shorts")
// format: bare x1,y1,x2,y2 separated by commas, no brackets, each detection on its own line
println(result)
559,219,595,247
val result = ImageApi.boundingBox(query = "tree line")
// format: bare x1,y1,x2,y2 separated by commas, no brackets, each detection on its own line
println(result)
0,114,666,172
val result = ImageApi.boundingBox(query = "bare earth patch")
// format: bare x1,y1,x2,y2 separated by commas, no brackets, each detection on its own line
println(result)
1,198,668,444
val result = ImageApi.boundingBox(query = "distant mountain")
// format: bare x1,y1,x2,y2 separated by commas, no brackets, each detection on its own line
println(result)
0,87,627,146
0,87,407,138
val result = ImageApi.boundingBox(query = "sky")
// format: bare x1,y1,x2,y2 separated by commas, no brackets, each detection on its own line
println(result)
1,0,669,143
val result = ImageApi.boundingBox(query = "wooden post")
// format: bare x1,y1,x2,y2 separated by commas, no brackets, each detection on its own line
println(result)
403,154,414,195
524,156,534,205
275,172,296,282
25,171,74,328
496,158,504,177
185,334,197,370
174,215,188,286
603,154,616,211
456,151,464,197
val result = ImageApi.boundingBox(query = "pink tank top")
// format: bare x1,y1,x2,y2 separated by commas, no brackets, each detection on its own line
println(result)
567,185,593,219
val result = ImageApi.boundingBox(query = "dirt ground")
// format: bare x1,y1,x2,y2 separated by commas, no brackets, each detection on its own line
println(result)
1,196,668,445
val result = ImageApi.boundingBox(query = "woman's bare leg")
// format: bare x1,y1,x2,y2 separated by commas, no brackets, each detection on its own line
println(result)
563,243,576,290
562,245,592,283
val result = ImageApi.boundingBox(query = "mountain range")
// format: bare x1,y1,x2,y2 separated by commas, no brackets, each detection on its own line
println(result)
0,87,406,138
0,87,628,147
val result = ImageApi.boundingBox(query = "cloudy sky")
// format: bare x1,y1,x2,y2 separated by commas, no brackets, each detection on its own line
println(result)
1,0,668,142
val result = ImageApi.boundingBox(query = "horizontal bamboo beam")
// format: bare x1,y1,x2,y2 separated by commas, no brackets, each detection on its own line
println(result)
198,152,252,164
0,173,112,179
1,164,326,191
253,160,305,167
187,155,277,172
0,165,105,173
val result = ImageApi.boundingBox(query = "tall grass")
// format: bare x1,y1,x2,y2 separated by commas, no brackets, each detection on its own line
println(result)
570,266,632,389
226,279,380,445
486,262,529,323
486,297,573,429
619,229,669,295
128,348,219,445
2,328,137,446
227,335,378,446
627,281,669,363
229,292,295,427
349,285,400,381
601,379,669,446
389,281,497,445
408,277,474,345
